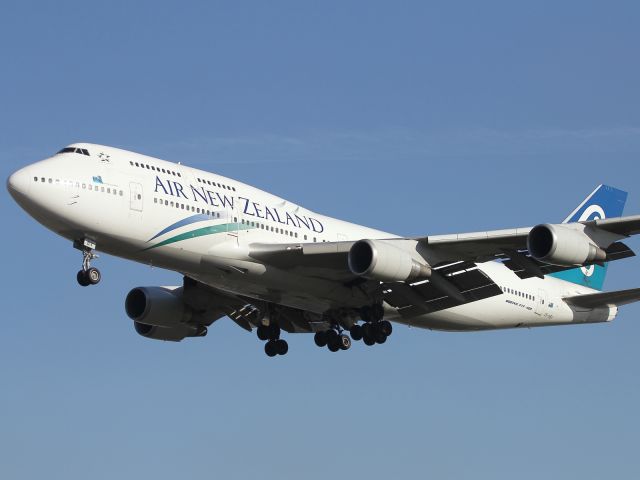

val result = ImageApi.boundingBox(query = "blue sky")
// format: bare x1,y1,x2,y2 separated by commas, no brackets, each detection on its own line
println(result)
2,1,640,478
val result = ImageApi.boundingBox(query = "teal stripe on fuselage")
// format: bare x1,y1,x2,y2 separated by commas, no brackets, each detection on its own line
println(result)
147,214,214,241
143,223,248,251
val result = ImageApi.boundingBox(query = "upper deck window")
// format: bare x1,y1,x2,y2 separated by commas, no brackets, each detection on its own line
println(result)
57,147,90,156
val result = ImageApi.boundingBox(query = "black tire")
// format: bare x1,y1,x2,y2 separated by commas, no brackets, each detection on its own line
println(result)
267,323,281,340
86,267,101,285
339,334,351,350
327,339,340,352
371,304,384,321
350,324,363,341
374,329,387,344
76,270,90,287
275,339,288,355
265,340,277,357
325,329,339,343
363,334,375,346
362,323,374,338
314,331,328,347
379,320,393,337
257,325,269,341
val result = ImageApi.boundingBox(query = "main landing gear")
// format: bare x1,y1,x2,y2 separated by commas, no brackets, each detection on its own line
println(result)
350,304,392,346
74,239,101,287
257,323,288,357
313,303,392,352
313,327,352,352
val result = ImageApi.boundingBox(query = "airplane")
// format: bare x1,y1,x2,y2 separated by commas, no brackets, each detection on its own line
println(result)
7,143,640,357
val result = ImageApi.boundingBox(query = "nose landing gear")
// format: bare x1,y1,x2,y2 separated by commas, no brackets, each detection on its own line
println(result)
74,239,101,287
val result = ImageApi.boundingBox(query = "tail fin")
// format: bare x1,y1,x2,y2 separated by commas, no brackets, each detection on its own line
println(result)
550,185,627,290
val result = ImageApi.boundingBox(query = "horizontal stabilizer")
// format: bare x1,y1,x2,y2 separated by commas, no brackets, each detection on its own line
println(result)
564,287,640,309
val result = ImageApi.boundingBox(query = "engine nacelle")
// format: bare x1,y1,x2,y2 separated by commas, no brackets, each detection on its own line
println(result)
125,286,192,328
527,223,606,266
133,321,207,342
348,239,431,282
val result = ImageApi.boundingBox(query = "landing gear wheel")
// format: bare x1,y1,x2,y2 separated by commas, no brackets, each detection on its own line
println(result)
350,324,363,341
327,339,340,352
86,267,101,285
373,326,387,344
362,323,374,339
257,325,269,341
338,334,351,350
265,340,278,357
325,329,339,343
363,334,376,346
275,339,289,355
267,323,281,340
379,320,393,337
76,270,90,287
314,331,328,347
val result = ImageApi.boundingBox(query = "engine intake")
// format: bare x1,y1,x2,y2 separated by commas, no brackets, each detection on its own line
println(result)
348,239,431,282
527,223,606,266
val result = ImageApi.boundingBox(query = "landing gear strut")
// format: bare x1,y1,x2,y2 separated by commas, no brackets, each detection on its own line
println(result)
74,239,101,287
257,322,288,357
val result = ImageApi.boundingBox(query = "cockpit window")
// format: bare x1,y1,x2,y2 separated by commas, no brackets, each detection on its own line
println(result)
57,147,90,156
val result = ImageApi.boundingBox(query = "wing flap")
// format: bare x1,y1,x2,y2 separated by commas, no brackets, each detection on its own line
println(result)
383,262,503,319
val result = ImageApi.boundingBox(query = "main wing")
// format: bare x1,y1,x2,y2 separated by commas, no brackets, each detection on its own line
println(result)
246,214,640,319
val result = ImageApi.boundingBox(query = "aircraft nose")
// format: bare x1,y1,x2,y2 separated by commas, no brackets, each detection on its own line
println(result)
7,166,32,200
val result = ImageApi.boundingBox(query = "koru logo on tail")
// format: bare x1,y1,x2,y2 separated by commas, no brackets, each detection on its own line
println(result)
579,204,605,277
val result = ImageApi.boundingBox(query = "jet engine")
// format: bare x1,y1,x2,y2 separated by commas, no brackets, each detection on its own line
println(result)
348,239,431,282
125,286,206,341
527,223,606,266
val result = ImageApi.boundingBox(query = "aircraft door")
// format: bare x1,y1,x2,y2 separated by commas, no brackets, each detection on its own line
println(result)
535,289,547,315
226,194,240,245
130,182,143,212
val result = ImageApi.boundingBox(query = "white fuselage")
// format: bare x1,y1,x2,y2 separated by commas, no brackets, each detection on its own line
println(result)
7,143,614,331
